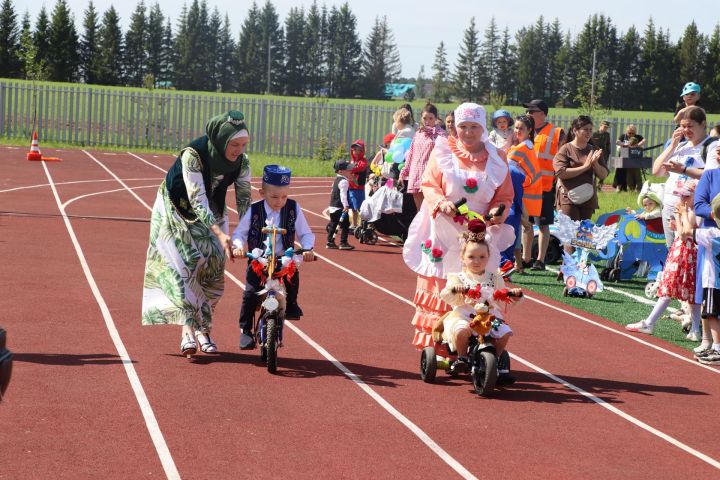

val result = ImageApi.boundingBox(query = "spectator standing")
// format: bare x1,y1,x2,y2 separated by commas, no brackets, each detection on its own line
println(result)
674,82,703,125
591,120,612,184
444,111,457,138
615,124,646,192
523,99,565,271
400,103,448,210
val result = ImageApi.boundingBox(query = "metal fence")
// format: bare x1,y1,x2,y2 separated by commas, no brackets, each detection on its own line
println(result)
0,81,679,158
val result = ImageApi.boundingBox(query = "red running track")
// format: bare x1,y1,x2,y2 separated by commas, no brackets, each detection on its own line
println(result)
1,145,720,479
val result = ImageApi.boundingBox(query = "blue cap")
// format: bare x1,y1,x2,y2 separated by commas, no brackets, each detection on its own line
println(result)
491,109,513,128
681,82,701,96
262,164,292,186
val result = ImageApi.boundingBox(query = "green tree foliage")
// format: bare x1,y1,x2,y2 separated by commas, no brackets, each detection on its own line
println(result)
217,14,235,92
327,3,361,98
259,0,284,94
494,27,517,104
47,0,79,82
236,2,263,93
430,41,451,103
479,17,499,98
453,17,481,102
145,2,164,85
677,21,705,85
0,0,21,77
361,15,401,99
304,1,326,96
96,6,123,85
80,2,100,84
545,19,566,106
158,18,173,85
32,7,50,76
571,14,618,110
124,0,147,87
638,20,678,111
283,6,306,96
615,27,642,110
205,6,221,91
702,25,720,111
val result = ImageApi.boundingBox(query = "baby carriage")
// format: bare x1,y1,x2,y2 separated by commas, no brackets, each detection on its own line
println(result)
356,179,417,244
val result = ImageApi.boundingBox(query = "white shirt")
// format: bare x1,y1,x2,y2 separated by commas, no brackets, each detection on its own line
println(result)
231,200,315,253
663,137,709,208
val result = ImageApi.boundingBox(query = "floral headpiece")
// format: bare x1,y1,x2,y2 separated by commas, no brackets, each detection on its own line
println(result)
461,218,487,243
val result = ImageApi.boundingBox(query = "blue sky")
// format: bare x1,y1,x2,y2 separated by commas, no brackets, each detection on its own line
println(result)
21,0,719,77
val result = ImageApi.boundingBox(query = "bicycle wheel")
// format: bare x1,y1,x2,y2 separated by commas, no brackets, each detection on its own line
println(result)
472,350,498,397
265,316,278,374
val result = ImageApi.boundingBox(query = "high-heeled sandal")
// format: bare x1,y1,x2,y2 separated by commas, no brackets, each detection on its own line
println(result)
195,331,217,353
180,332,197,357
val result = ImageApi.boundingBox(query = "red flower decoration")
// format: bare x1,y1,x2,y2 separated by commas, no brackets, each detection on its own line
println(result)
465,178,478,189
467,219,487,234
431,247,443,258
423,239,432,249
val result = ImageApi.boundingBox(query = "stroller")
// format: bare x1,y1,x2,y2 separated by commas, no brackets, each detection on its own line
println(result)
356,180,417,244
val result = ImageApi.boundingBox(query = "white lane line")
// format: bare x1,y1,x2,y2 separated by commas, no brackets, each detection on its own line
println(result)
222,271,477,480
40,161,180,480
62,185,158,209
511,352,720,469
0,178,163,194
110,151,479,479
82,150,152,210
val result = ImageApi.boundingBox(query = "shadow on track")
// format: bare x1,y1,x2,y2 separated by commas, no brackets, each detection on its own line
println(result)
13,353,133,366
492,370,709,404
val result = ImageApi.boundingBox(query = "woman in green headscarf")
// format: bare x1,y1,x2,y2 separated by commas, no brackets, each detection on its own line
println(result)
141,111,252,357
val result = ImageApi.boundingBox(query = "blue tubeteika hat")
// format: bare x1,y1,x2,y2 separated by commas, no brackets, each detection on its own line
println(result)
262,164,292,186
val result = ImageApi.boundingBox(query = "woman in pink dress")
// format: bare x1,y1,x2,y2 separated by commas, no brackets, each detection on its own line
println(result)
400,103,448,210
403,103,515,348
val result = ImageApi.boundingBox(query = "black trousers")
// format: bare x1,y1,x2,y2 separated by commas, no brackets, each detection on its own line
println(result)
327,209,349,243
238,262,300,332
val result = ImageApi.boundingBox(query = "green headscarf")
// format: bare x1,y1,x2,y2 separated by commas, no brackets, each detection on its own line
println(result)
205,110,249,174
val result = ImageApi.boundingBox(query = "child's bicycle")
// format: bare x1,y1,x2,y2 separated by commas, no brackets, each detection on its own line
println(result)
246,224,314,374
420,335,512,397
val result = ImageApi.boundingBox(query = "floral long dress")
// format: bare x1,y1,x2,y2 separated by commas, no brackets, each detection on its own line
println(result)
141,150,251,333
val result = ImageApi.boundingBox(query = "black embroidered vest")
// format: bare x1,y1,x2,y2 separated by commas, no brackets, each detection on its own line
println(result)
246,199,297,252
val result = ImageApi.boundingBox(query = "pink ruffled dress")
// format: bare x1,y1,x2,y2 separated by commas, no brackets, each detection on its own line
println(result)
402,136,515,348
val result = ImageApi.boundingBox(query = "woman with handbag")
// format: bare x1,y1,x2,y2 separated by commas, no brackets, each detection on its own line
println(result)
553,115,608,230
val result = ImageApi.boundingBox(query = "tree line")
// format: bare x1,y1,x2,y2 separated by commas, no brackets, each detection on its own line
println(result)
0,0,718,112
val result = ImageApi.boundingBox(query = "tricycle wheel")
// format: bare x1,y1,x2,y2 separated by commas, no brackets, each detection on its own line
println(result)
472,350,497,397
420,347,437,383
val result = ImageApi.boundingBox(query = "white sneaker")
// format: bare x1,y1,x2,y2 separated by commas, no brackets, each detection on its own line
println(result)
693,342,712,353
625,321,653,334
686,330,701,342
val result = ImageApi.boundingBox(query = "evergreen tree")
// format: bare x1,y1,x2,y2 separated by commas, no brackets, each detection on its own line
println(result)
258,0,284,94
145,2,164,84
283,6,306,96
304,1,326,96
495,27,517,103
361,15,401,99
236,2,263,93
217,14,235,92
327,3,361,98
124,0,147,87
80,2,100,84
615,26,642,110
479,17,500,97
639,21,678,110
0,0,21,77
205,6,222,91
158,18,174,85
47,0,80,82
96,6,123,85
430,41,451,103
545,19,567,107
17,10,36,79
677,21,706,85
174,0,210,91
571,14,618,110
33,7,51,74
415,65,426,99
453,17,481,102
702,24,720,111
515,18,546,102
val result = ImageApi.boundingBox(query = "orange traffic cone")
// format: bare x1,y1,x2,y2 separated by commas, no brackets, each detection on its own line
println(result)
27,131,42,161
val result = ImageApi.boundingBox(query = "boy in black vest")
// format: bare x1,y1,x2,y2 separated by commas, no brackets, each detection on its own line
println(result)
327,160,355,250
232,165,316,350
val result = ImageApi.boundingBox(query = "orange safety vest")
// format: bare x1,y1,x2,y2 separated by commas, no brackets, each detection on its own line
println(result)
508,140,543,216
534,123,562,192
